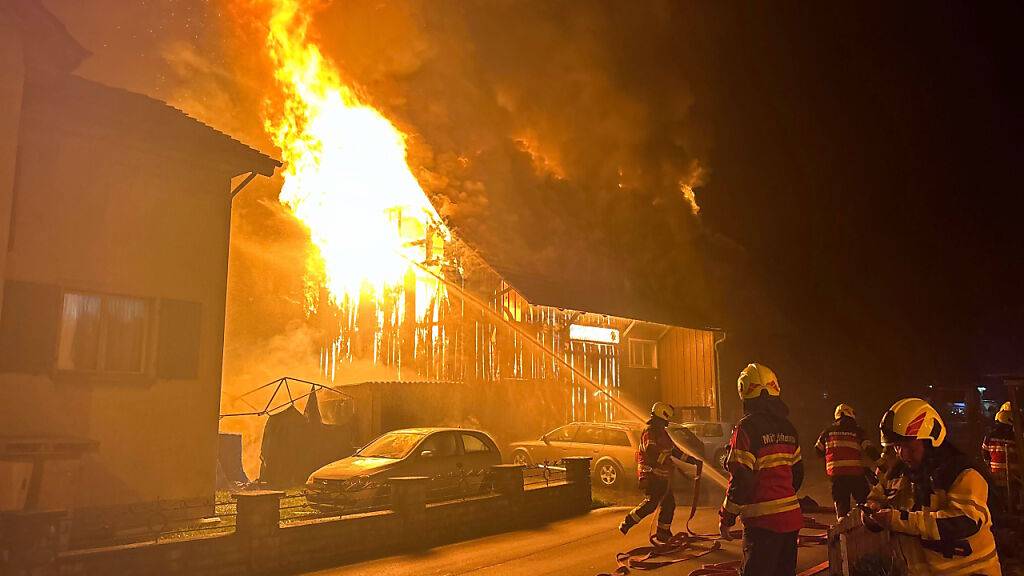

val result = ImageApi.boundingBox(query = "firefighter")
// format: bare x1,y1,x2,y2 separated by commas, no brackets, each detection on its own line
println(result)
982,401,1020,514
619,401,700,543
814,403,878,519
867,445,910,508
718,363,804,576
869,398,1002,576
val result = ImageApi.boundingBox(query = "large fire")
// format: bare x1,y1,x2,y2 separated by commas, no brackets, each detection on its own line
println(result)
263,0,446,316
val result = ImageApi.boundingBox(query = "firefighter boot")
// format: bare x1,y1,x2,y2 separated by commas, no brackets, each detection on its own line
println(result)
654,526,674,545
618,516,637,535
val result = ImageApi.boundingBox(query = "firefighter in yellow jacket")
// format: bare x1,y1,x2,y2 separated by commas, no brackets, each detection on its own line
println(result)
869,398,1002,575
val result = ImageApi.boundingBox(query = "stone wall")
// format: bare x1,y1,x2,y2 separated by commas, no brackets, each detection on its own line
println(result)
1,458,592,576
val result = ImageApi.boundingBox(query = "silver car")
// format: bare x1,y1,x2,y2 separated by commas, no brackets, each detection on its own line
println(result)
306,427,502,509
680,421,735,471
508,421,705,488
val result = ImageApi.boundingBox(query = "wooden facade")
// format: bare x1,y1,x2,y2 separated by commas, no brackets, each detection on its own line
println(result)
313,235,720,423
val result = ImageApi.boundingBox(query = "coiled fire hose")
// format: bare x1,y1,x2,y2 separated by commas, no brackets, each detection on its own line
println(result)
599,461,830,576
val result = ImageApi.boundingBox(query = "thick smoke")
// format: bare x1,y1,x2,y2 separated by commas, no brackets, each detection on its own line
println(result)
46,0,790,447
298,0,718,322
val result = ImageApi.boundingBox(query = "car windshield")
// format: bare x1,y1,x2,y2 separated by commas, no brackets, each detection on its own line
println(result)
357,432,424,459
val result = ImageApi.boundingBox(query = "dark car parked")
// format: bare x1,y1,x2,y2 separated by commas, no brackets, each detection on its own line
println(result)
305,427,501,509
508,421,705,488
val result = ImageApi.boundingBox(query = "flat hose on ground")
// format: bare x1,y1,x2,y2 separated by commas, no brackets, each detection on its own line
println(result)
598,468,830,576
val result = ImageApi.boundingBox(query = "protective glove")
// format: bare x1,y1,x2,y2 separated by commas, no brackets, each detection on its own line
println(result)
718,511,736,541
718,519,734,541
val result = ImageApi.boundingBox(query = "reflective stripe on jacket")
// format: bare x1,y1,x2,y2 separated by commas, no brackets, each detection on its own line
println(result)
636,423,680,481
720,410,803,533
982,424,1020,486
887,454,1002,576
814,417,870,477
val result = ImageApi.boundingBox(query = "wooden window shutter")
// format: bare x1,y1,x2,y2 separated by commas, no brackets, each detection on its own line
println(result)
0,280,62,373
156,299,202,379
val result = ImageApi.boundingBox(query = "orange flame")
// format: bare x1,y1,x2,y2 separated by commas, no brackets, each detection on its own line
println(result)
263,0,445,311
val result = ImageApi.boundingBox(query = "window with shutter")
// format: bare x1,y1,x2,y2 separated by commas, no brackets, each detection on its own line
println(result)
56,291,151,374
156,299,202,379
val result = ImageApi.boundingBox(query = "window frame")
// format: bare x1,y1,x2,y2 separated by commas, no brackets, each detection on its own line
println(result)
57,289,154,375
460,432,493,454
628,338,658,368
545,424,579,443
420,431,460,458
574,425,604,445
604,428,632,447
56,289,156,377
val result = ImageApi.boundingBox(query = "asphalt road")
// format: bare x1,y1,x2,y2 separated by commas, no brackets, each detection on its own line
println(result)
299,504,832,576
299,463,836,576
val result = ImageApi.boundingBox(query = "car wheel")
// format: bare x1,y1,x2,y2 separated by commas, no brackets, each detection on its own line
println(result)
715,449,729,471
595,460,623,488
511,449,532,466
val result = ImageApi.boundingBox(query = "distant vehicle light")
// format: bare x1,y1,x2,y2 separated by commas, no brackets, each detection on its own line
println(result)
569,324,620,344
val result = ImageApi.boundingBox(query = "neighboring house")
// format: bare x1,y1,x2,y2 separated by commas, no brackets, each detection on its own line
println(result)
0,0,277,531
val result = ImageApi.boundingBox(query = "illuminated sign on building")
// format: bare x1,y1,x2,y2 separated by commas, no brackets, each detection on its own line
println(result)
569,324,620,344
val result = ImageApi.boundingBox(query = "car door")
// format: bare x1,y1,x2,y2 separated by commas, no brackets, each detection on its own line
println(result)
601,427,635,472
571,424,605,460
414,431,462,495
538,424,579,463
458,432,499,491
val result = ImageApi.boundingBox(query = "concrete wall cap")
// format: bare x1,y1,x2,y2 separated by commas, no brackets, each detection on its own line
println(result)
231,490,284,499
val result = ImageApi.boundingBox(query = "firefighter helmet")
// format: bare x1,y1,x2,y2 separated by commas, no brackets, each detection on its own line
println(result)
737,363,781,399
879,398,946,448
835,403,856,420
651,402,673,421
995,401,1013,424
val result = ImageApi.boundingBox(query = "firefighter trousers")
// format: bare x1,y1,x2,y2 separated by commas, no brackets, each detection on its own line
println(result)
626,476,674,529
830,474,869,518
741,526,797,576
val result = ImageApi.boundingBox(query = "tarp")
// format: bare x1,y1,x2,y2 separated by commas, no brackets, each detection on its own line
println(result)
257,394,356,488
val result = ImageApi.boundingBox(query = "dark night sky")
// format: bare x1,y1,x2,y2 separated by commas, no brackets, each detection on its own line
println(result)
45,1,1023,425
682,3,1022,409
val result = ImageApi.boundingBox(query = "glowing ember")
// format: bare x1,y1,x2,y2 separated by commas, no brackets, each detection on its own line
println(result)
263,0,445,310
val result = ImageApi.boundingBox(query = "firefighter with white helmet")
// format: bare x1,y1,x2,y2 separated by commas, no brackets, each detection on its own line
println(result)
869,398,1002,575
982,401,1020,514
619,401,700,542
718,363,804,576
814,403,878,519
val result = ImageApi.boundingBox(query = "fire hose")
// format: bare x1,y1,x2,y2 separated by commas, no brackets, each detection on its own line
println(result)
598,461,830,576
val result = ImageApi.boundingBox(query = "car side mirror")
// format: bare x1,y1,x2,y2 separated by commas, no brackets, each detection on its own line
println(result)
541,435,550,445
420,450,434,458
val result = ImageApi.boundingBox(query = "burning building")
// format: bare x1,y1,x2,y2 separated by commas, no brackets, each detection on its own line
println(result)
240,1,723,451
0,1,277,532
